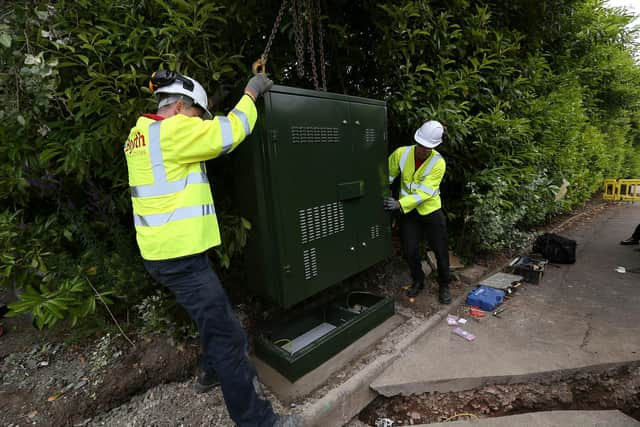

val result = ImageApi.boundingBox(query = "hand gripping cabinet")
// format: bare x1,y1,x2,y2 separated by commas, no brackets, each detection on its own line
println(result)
234,86,394,380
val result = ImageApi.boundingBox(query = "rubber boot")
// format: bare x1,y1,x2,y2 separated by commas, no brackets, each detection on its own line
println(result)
406,281,424,298
438,283,451,304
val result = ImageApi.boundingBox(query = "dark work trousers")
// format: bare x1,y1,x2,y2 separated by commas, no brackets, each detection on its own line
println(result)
144,253,276,427
632,224,640,240
399,208,450,287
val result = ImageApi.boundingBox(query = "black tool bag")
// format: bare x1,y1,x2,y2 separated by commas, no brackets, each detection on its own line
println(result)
533,233,576,264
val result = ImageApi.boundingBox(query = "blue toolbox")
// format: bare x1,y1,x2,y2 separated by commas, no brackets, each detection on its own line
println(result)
466,285,505,311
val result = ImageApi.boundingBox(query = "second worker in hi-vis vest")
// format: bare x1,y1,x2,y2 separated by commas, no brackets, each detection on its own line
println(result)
124,70,302,427
385,120,451,304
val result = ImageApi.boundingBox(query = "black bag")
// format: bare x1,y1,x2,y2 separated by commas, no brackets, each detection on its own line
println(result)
533,233,576,264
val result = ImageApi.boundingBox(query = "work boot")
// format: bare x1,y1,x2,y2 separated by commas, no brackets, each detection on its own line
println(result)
438,284,451,304
620,237,639,245
406,281,424,298
193,370,220,393
274,414,305,427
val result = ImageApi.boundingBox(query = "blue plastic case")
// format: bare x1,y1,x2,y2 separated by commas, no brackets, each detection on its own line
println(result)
466,285,505,311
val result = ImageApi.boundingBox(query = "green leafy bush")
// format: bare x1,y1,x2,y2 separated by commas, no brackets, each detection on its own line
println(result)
2,0,639,328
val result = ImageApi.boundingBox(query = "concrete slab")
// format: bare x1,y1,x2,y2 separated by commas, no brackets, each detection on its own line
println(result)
372,203,640,396
413,410,640,426
253,314,405,403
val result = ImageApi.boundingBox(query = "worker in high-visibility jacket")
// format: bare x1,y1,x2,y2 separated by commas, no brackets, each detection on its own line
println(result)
385,120,451,304
124,70,299,427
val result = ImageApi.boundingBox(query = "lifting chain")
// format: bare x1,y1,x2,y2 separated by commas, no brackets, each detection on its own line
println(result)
254,0,289,75
315,0,327,91
292,0,306,79
255,0,327,91
304,0,319,90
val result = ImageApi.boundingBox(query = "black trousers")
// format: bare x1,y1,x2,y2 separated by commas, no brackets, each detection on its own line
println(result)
144,253,276,427
399,208,450,287
632,224,640,240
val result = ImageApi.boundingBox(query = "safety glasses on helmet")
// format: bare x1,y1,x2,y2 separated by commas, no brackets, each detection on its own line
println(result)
148,70,195,93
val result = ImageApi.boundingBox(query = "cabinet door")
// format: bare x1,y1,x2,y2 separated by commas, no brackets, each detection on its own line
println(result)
264,91,360,307
345,101,392,270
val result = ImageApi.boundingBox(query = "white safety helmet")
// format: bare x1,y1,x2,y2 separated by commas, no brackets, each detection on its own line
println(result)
414,120,445,148
150,71,212,119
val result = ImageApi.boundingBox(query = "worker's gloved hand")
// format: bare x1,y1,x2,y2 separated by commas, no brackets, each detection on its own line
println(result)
383,197,401,211
244,73,274,101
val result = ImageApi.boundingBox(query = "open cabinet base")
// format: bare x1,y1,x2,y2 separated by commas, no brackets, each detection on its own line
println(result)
255,292,395,382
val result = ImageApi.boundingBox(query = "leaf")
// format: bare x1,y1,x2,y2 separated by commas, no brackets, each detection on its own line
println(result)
0,33,11,48
44,302,64,319
35,10,49,20
240,217,252,230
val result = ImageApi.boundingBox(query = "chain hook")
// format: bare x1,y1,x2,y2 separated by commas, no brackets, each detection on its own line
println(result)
252,56,267,75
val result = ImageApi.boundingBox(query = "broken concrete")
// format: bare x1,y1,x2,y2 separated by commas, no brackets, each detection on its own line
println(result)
413,410,640,426
372,203,640,397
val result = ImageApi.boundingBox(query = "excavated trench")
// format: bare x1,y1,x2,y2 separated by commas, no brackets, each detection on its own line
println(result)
358,363,640,425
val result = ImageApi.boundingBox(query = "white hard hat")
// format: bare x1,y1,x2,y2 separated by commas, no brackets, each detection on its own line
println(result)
153,73,212,119
414,120,445,148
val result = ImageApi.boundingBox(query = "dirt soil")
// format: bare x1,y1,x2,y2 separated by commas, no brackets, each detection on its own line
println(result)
0,323,202,426
357,363,640,425
0,198,613,427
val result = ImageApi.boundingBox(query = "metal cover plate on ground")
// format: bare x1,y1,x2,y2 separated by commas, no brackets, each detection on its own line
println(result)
283,322,337,354
479,272,523,289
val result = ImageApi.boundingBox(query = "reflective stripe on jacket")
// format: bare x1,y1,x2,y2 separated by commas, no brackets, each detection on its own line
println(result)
124,95,257,260
388,146,445,215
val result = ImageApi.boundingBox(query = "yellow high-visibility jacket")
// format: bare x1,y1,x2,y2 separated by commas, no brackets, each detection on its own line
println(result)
124,95,257,260
388,146,445,215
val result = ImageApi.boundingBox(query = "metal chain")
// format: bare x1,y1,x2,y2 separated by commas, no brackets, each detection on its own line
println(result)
260,0,326,90
292,0,306,78
304,0,319,90
315,0,327,91
261,0,289,62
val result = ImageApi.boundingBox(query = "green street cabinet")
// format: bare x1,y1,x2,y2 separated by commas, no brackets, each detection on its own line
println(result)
234,85,392,308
